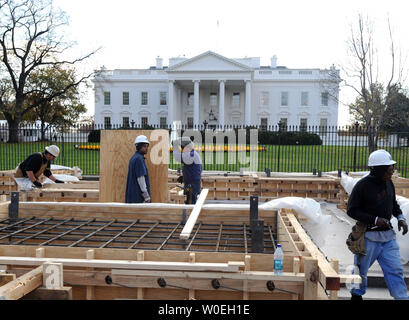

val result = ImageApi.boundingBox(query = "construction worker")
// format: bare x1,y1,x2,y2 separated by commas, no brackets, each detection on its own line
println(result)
14,145,64,188
173,136,202,204
125,135,151,203
347,149,408,300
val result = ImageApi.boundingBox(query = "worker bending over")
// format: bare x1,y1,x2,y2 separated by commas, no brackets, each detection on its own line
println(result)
347,149,408,300
125,135,151,203
15,145,64,188
173,137,202,204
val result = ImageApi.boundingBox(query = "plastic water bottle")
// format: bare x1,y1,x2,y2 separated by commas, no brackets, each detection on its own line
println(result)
274,244,284,275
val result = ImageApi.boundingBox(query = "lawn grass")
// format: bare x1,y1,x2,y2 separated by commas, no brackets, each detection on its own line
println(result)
2,142,409,177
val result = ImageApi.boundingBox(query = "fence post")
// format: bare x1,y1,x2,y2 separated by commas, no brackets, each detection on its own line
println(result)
353,122,359,172
277,122,281,172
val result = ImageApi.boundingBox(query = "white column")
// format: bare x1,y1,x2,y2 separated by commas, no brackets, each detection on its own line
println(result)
168,80,174,126
218,80,225,127
193,80,200,128
245,80,251,126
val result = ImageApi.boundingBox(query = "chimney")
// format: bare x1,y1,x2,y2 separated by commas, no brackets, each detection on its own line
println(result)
156,56,163,69
271,55,277,68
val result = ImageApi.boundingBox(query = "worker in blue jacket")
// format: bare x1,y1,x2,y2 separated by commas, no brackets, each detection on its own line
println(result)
347,149,408,300
125,135,151,203
173,136,202,204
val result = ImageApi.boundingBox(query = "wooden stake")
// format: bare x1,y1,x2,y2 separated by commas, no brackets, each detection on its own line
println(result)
86,249,95,300
189,253,196,300
243,255,251,300
137,250,144,300
303,257,318,300
330,258,339,300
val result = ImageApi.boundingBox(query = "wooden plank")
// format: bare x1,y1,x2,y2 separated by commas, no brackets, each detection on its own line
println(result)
286,214,340,291
180,189,209,240
99,130,169,203
137,250,144,300
0,256,244,272
188,253,195,300
21,286,72,300
0,266,43,300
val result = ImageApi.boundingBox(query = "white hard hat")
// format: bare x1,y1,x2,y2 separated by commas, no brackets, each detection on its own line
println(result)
134,135,149,145
45,145,60,157
368,149,396,167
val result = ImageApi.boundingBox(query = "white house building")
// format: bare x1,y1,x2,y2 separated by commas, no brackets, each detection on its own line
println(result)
93,51,340,129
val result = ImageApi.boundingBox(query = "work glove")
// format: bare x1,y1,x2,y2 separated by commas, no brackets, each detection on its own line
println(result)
177,175,184,184
55,179,65,183
398,220,408,235
142,192,151,203
33,181,42,188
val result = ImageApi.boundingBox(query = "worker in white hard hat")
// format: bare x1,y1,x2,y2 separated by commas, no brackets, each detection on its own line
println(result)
172,136,202,204
347,149,408,300
125,135,151,203
14,145,64,188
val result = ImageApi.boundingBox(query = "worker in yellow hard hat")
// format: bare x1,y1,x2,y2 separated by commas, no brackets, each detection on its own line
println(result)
14,145,64,188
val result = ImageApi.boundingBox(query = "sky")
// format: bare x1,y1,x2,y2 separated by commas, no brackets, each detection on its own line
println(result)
52,0,409,125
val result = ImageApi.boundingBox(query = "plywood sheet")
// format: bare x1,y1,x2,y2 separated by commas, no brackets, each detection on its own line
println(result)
99,130,169,203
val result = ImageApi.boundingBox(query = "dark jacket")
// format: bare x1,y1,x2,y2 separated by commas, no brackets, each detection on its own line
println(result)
125,152,150,203
347,174,402,228
18,152,52,177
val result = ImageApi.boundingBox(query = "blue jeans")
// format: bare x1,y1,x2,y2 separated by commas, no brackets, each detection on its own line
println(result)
351,238,409,300
184,181,201,204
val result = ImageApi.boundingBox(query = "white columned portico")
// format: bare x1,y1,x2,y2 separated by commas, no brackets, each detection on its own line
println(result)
168,80,174,125
218,80,225,127
245,80,251,126
193,80,200,127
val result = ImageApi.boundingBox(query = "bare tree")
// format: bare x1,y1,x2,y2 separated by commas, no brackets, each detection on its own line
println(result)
342,14,405,152
0,0,99,142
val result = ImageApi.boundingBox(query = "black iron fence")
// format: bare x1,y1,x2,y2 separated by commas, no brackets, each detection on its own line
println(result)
1,122,408,177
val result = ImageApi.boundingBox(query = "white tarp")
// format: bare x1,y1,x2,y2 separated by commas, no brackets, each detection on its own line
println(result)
14,174,80,191
259,196,331,225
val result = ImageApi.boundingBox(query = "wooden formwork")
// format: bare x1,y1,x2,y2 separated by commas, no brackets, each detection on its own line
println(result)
0,167,83,196
168,173,341,203
0,198,359,300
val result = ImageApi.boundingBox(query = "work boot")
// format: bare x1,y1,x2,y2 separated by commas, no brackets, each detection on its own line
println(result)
351,294,363,301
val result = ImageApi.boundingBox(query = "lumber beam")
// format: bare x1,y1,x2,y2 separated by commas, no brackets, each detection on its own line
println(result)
286,213,340,290
303,257,318,300
180,188,209,239
0,273,16,286
0,266,43,300
0,256,244,272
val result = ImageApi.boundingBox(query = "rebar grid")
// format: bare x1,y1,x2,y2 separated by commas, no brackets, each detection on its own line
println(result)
0,217,277,253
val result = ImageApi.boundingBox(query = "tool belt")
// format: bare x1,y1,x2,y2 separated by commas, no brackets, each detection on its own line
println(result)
346,221,367,256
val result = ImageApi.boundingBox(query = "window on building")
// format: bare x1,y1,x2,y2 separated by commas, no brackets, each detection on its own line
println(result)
232,93,240,107
279,118,288,131
122,117,129,128
301,92,309,106
320,118,328,136
160,92,167,105
187,92,194,106
104,92,111,105
187,117,193,128
141,92,148,105
281,92,288,106
260,118,268,131
141,117,148,127
122,92,129,105
321,92,329,106
104,117,111,129
300,118,307,132
210,93,217,106
160,117,167,128
260,92,269,107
